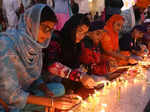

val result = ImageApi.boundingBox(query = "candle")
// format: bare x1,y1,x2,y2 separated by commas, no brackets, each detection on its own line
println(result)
142,85,146,94
124,80,128,88
100,109,105,112
117,87,121,101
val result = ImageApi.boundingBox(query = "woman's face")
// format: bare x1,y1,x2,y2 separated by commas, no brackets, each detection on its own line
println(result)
113,20,124,33
91,30,102,45
75,24,89,43
133,29,144,39
38,21,55,43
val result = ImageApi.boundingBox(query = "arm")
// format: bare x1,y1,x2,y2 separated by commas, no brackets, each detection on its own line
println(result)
0,37,80,110
27,94,80,110
38,83,54,97
48,62,80,81
48,62,96,88
0,55,29,109
27,95,51,107
47,38,96,87
0,55,79,110
46,40,82,81
0,37,29,109
100,32,128,60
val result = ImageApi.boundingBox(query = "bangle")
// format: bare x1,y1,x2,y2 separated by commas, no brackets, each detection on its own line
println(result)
66,69,72,78
51,98,53,107
80,72,86,80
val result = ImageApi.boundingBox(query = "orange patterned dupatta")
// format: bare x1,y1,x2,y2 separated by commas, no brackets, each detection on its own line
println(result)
102,14,124,52
101,15,131,65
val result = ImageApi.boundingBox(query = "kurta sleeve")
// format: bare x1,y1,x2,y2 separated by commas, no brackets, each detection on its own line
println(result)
48,62,82,82
46,39,82,82
46,40,62,65
0,37,29,109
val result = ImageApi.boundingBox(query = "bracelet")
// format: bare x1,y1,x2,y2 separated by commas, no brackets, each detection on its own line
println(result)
80,72,86,80
66,69,72,78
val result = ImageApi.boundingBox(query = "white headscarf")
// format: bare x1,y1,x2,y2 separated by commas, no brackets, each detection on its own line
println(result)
2,4,53,79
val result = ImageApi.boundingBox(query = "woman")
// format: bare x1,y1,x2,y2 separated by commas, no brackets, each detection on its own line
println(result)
100,14,137,66
0,4,80,112
79,22,110,76
44,14,96,93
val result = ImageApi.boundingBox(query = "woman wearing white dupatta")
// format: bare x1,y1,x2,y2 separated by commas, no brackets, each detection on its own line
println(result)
0,4,80,112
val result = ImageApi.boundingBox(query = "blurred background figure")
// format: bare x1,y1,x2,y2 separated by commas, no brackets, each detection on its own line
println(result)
94,11,100,21
47,0,72,31
0,8,6,32
71,0,79,15
2,0,22,29
105,0,124,22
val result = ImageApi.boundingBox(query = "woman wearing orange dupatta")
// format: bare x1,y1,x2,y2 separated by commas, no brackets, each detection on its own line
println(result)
100,14,136,66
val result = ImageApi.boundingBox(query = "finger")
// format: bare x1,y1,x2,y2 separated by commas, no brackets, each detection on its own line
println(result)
59,97,78,103
60,96,81,104
64,94,79,99
60,102,79,110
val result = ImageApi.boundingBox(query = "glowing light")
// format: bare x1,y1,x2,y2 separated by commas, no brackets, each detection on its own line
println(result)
100,109,105,112
121,0,136,11
88,0,92,2
73,58,150,112
101,103,107,107
76,96,83,101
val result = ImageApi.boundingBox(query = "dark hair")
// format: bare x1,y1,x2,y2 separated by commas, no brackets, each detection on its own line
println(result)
61,14,90,43
131,25,146,33
89,21,104,32
59,14,90,68
40,6,57,23
0,8,4,23
71,2,79,15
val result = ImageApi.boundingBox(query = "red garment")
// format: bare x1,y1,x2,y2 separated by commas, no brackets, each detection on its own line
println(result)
48,62,82,82
79,40,109,75
80,47,101,64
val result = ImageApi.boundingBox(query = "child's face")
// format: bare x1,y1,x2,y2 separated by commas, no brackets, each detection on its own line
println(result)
91,30,102,45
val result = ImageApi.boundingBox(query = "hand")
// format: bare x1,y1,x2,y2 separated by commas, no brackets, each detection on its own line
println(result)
53,94,81,110
109,66,118,73
128,57,137,64
80,74,97,89
45,90,54,97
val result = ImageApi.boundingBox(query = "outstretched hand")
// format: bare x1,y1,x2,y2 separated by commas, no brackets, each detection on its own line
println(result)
128,57,138,64
53,94,81,110
80,74,97,89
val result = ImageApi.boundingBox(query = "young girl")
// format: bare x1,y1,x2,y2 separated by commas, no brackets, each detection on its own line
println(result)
0,4,80,112
43,14,96,93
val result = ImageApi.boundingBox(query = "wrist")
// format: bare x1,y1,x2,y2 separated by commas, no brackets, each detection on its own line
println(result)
69,70,81,81
80,72,86,81
65,69,72,79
